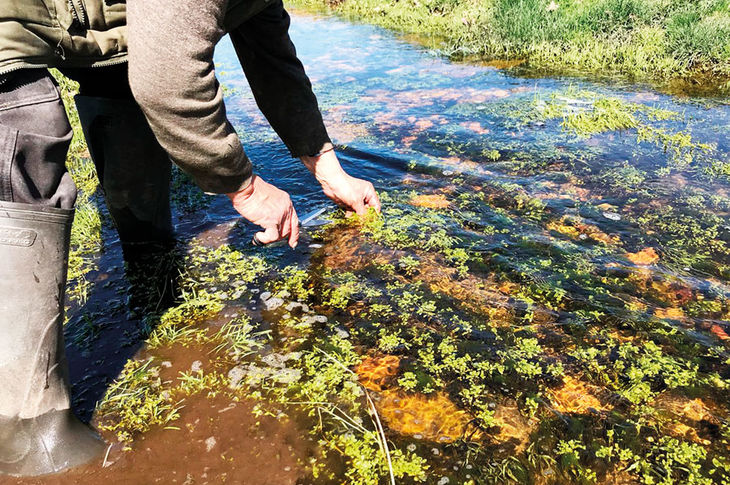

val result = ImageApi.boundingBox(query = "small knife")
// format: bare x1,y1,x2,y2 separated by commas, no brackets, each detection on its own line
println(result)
252,206,332,246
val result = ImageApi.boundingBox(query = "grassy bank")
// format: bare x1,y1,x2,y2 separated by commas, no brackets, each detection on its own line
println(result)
288,0,730,88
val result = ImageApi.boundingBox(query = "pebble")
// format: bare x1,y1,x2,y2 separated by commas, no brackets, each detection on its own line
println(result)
262,353,288,368
228,366,246,389
285,301,303,312
432,448,440,456
161,361,172,368
191,361,203,373
259,291,272,302
204,437,217,452
264,297,285,311
602,211,621,221
437,478,449,485
334,326,350,339
407,444,417,452
313,315,328,323
309,244,323,249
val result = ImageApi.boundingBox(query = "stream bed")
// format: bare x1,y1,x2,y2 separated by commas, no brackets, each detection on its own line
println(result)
8,10,730,485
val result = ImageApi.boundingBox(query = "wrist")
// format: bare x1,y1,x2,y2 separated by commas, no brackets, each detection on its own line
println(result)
300,148,346,183
226,174,256,203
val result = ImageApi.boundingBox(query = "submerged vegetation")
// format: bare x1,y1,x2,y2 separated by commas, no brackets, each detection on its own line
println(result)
288,0,730,89
53,14,730,485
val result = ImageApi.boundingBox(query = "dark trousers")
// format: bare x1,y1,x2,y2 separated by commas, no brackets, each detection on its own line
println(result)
0,65,133,210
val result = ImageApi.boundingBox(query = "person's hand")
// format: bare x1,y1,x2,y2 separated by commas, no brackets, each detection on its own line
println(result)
227,175,300,248
301,148,381,216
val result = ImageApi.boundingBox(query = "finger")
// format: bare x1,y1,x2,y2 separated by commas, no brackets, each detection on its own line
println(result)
288,210,300,248
352,197,367,216
255,225,281,245
364,184,382,213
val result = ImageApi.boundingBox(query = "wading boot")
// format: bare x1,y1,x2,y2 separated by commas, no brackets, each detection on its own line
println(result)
75,97,180,312
0,202,105,477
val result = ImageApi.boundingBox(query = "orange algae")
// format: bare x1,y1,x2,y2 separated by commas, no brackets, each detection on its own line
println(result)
460,121,490,135
355,355,478,443
491,401,534,453
320,229,517,322
376,391,479,443
626,247,660,265
356,355,401,392
655,394,722,445
546,218,620,245
711,324,730,340
549,375,612,414
654,307,686,320
408,193,451,209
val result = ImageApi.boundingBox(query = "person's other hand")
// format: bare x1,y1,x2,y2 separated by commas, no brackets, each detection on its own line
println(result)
301,149,381,216
227,175,300,248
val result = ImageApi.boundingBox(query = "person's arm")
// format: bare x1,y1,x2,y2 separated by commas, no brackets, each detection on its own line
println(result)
127,0,251,194
231,2,380,216
229,1,332,158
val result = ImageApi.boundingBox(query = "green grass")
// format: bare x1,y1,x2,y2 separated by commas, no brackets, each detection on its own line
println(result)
288,0,730,88
51,70,104,305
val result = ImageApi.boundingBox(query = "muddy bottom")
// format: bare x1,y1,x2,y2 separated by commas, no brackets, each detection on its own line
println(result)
5,393,312,485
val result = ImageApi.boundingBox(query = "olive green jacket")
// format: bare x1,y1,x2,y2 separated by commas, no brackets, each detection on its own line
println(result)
0,0,269,76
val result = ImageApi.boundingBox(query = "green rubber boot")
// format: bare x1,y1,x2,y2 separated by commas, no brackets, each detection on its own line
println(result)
0,202,105,477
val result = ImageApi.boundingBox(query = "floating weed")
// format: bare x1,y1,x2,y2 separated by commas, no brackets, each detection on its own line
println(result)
510,88,717,177
147,293,224,349
211,316,265,360
176,370,227,396
96,358,182,443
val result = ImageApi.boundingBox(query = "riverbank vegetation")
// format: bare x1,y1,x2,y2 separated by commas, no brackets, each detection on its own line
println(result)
288,0,730,90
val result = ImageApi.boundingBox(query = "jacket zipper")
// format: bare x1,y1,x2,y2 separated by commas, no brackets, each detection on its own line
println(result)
68,0,88,27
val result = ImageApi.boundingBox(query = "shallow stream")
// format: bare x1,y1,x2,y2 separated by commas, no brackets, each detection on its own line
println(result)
9,10,730,485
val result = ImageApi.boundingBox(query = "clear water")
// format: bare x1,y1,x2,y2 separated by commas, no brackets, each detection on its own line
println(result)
44,11,730,485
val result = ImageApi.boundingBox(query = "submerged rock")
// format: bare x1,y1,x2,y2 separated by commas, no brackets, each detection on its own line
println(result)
228,366,246,389
334,326,350,339
263,297,285,311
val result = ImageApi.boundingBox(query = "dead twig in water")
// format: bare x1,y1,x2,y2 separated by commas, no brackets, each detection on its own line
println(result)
315,347,396,485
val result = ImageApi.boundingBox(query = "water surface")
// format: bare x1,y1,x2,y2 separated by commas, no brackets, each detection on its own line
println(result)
13,10,730,485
